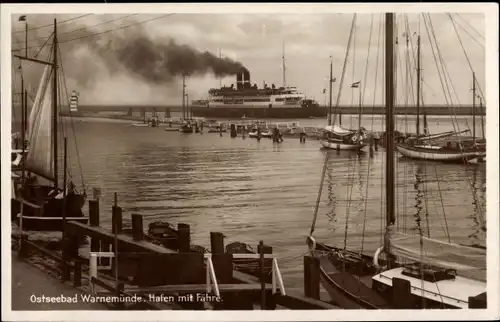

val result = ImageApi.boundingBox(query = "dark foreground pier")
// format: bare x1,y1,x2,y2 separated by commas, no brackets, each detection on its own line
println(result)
12,196,339,311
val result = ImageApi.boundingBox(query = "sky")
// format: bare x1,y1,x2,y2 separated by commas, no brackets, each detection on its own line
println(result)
10,12,485,107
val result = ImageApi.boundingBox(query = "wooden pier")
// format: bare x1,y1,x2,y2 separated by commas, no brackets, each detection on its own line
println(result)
13,196,339,310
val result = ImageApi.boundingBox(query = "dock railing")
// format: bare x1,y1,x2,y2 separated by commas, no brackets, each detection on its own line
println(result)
229,253,286,296
89,251,115,294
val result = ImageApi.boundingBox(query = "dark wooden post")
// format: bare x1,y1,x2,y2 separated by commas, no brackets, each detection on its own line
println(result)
210,232,225,254
61,236,71,281
89,199,100,227
303,255,320,300
392,278,413,309
88,199,101,258
259,240,266,309
111,206,123,234
131,214,144,241
116,282,125,309
177,223,191,253
73,260,82,287
18,234,28,258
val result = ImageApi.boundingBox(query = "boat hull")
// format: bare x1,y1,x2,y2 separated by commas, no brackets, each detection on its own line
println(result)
396,143,481,162
311,248,390,309
320,139,367,151
191,106,327,119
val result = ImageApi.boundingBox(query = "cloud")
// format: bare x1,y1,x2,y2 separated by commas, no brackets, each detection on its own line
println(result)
11,13,485,106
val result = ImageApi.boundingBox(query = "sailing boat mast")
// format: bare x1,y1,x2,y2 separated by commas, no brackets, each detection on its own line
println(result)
416,35,421,138
282,41,286,88
182,74,186,120
384,13,396,235
328,57,333,126
472,72,476,144
52,19,59,190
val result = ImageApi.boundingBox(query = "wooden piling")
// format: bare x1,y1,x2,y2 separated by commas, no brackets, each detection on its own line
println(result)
131,214,144,241
303,255,320,300
73,260,82,287
210,232,225,254
111,206,123,234
177,223,191,253
61,237,71,281
89,199,100,227
18,234,28,258
259,240,266,309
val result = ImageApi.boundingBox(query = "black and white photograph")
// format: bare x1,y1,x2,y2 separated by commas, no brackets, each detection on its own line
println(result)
1,3,498,321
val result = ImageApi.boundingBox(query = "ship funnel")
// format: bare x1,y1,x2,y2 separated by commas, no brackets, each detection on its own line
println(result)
243,70,251,86
236,71,243,90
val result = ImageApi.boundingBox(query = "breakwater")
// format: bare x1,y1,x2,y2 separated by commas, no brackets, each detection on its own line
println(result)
72,104,485,116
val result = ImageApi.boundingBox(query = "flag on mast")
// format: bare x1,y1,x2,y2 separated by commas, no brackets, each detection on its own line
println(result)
351,81,360,88
18,15,26,21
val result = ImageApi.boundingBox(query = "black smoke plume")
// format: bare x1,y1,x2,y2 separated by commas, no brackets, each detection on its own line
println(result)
11,14,247,104
97,35,246,84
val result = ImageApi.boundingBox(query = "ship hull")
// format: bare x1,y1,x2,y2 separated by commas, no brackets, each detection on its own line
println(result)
191,106,327,119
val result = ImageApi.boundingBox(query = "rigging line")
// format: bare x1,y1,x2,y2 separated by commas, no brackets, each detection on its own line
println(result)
421,164,431,239
349,17,357,128
447,13,485,102
449,15,485,49
309,152,331,236
378,13,386,247
12,14,93,34
12,14,175,52
426,14,486,228
13,14,139,45
57,43,86,193
34,32,54,58
360,14,374,114
454,13,485,40
433,165,451,243
343,155,355,250
332,14,357,126
428,15,474,137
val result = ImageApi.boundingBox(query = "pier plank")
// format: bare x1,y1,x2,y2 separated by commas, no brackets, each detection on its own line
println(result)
125,283,273,294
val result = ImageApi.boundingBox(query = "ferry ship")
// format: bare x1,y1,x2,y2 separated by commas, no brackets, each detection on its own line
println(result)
190,69,326,119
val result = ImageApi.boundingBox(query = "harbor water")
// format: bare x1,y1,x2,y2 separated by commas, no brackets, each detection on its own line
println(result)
16,113,487,289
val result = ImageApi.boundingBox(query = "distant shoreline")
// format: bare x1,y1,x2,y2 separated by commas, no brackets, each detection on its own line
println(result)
72,104,486,116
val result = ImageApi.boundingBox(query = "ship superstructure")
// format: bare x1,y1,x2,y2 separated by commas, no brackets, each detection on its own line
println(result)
202,70,306,109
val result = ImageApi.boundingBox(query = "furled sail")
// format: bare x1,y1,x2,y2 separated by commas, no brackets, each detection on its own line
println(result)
387,227,486,281
25,65,55,181
323,125,354,136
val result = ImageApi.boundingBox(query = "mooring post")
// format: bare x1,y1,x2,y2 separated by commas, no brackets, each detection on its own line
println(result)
111,205,123,234
259,240,266,310
88,199,100,256
61,236,71,282
131,214,144,241
178,223,191,253
18,234,28,258
303,255,320,300
116,282,125,309
210,232,225,254
73,260,82,287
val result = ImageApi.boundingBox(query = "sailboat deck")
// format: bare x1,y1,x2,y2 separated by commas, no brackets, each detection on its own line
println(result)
373,267,486,309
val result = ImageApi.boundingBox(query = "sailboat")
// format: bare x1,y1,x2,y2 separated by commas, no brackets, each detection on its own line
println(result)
12,19,88,231
307,13,486,309
395,33,485,163
320,17,368,151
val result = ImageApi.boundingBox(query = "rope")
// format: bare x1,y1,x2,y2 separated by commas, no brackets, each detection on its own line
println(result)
433,166,451,243
13,14,139,45
57,43,87,194
12,14,93,34
309,152,331,236
34,32,54,59
12,14,176,53
331,14,357,126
